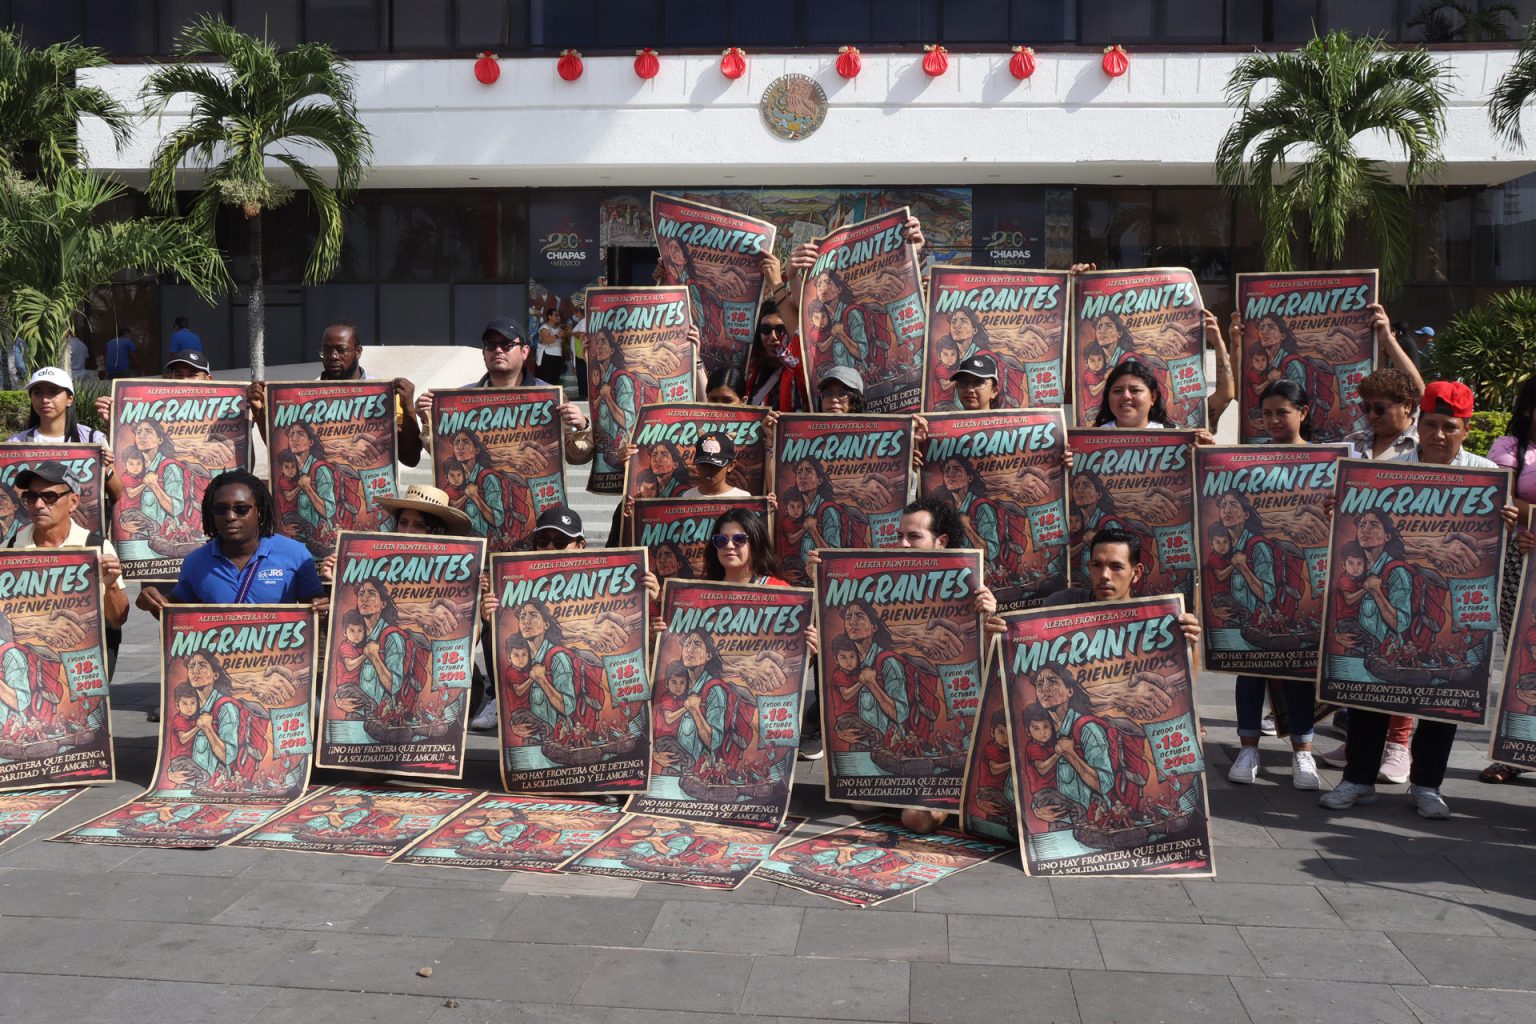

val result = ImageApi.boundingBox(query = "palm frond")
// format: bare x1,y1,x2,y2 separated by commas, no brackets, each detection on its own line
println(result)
0,30,133,178
1490,19,1536,147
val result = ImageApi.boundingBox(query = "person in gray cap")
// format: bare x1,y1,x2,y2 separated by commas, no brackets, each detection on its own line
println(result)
951,353,1001,412
815,366,865,414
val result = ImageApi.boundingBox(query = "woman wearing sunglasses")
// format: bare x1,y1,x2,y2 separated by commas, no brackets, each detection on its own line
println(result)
702,508,786,587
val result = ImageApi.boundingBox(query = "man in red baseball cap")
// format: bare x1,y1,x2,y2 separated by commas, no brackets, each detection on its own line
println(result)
1398,381,1492,469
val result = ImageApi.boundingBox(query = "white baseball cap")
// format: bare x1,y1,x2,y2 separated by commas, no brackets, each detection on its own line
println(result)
26,367,74,394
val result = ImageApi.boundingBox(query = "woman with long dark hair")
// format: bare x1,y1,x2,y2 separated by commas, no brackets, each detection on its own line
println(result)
1093,360,1170,429
351,579,408,713
703,508,786,586
793,455,845,564
515,598,580,736
809,269,868,368
928,454,1000,565
588,328,638,476
448,427,510,541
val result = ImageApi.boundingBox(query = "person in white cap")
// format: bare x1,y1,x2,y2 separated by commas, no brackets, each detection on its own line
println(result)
8,368,122,502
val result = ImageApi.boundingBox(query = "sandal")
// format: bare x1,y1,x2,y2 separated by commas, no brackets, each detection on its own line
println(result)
1479,762,1527,784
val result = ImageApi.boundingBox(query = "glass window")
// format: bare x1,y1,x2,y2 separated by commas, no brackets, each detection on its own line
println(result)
802,0,867,43
379,284,451,345
1075,188,1153,269
664,0,727,47
732,2,796,46
869,0,937,43
1323,0,1399,38
233,0,301,46
1413,189,1473,285
1081,0,1154,43
591,0,655,47
85,0,157,54
1153,189,1231,281
456,0,511,48
11,0,84,45
941,0,1009,43
1228,0,1319,42
393,0,451,48
1474,173,1536,283
1160,0,1225,42
1011,0,1075,42
234,300,306,366
454,284,529,348
160,1,229,53
303,284,377,357
305,0,382,51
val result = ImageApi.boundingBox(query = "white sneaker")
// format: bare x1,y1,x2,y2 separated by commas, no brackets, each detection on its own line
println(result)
1408,785,1451,819
1260,712,1278,736
1228,746,1260,784
1378,742,1411,784
1292,751,1321,790
1319,743,1349,768
1318,780,1377,810
468,699,498,732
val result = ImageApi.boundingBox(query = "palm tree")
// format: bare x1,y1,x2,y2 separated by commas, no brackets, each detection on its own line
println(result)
1215,31,1449,296
0,29,133,180
0,166,229,380
1408,1,1516,43
1490,19,1536,148
142,16,371,379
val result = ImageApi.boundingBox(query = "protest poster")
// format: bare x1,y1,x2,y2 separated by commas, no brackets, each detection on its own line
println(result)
817,548,985,811
1071,268,1206,429
960,650,1017,843
0,788,82,850
798,208,927,414
772,413,914,585
561,812,800,890
110,380,250,580
0,549,112,791
229,785,478,857
391,793,623,872
317,532,487,779
922,266,1069,412
999,595,1214,877
652,192,777,379
430,386,566,552
625,402,771,504
0,443,105,539
1196,445,1342,679
265,380,399,556
52,604,316,848
630,579,814,830
1235,271,1377,444
920,409,1069,609
632,497,771,584
1490,549,1536,768
492,548,651,796
1067,428,1198,606
756,818,1008,907
1319,459,1509,724
585,285,697,493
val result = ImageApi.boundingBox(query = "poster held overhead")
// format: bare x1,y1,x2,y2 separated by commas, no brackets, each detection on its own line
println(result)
1071,268,1206,429
0,443,105,538
922,266,1069,412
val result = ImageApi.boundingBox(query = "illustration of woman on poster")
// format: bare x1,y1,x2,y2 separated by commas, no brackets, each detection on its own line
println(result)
1210,491,1281,626
654,630,734,773
274,421,338,553
1348,509,1416,655
651,540,696,581
793,456,847,557
121,420,195,551
164,651,244,788
942,308,990,364
1071,470,1157,583
299,793,370,835
927,455,1001,568
1090,311,1194,423
589,328,639,475
335,580,411,719
658,237,727,370
810,270,870,369
1029,663,1139,823
1248,314,1339,434
448,428,512,543
639,440,692,498
839,598,910,740
0,483,21,548
514,599,587,742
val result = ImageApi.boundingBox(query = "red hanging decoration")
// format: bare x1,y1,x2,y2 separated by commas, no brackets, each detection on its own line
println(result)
922,44,949,77
556,49,583,82
720,47,746,80
836,45,862,79
473,52,500,85
1009,46,1036,80
634,47,660,80
1101,44,1129,78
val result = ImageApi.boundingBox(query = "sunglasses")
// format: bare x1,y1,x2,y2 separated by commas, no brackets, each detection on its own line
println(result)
535,532,574,550
711,533,750,549
21,489,69,506
213,503,255,518
483,336,528,352
1360,401,1399,417
758,324,788,338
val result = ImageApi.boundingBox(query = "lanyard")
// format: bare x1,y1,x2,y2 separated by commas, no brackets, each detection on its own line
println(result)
232,552,265,603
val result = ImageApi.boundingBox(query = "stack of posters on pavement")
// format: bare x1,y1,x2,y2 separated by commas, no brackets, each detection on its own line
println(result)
0,788,83,849
960,648,1017,843
492,548,651,796
229,785,478,857
430,385,566,552
266,380,399,556
1319,459,1510,724
317,532,486,779
585,285,698,493
1068,428,1198,605
651,193,777,379
632,497,771,584
392,794,624,873
1490,549,1536,768
1071,268,1206,429
561,813,802,890
625,402,771,503
110,379,250,579
921,409,1069,609
922,266,1069,412
756,818,1009,907
797,208,927,414
53,604,316,848
999,596,1214,877
1234,271,1377,444
1196,445,1342,678
0,443,105,541
817,548,985,814
0,549,113,791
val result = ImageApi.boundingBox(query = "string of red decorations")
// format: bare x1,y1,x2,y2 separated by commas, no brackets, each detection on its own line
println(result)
473,52,499,84
557,49,583,81
1010,46,1036,80
922,44,949,77
837,45,861,79
1102,44,1130,77
634,47,660,80
720,47,746,80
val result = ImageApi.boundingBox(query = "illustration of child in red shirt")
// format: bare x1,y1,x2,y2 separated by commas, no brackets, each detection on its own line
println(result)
166,682,202,761
1333,541,1369,630
500,635,534,716
653,662,689,742
1205,526,1236,602
1020,703,1060,794
332,611,368,690
115,446,147,517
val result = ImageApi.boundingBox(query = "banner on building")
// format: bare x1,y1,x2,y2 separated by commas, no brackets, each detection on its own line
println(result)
1320,460,1509,724
625,402,771,505
561,812,800,890
632,497,771,584
110,380,250,580
922,266,1068,412
0,443,105,540
530,188,605,280
1490,549,1536,768
229,784,478,857
391,793,624,872
960,648,1017,843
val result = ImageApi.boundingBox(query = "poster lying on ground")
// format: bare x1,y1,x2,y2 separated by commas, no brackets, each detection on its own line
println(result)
772,413,914,585
1490,549,1536,768
1319,459,1509,724
391,793,623,872
265,380,398,556
110,380,250,580
0,443,105,539
317,532,486,779
625,402,771,504
584,285,697,493
229,785,477,857
430,386,565,552
561,812,800,890
817,548,985,811
632,497,771,584
1071,269,1206,429
651,192,777,380
1196,445,1342,679
755,818,1008,907
960,650,1017,843
999,595,1213,877
1235,271,1377,444
492,548,651,796
0,549,111,791
921,410,1069,609
1067,429,1198,606
798,208,927,414
0,788,83,849
922,266,1069,412
52,604,316,848
629,580,813,830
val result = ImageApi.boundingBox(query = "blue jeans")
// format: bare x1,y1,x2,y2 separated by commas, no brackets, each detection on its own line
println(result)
1235,675,1315,744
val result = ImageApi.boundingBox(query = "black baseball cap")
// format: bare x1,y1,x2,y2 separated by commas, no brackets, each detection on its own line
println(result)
534,505,583,538
164,350,211,373
15,461,73,492
693,432,737,467
952,354,999,381
482,318,529,345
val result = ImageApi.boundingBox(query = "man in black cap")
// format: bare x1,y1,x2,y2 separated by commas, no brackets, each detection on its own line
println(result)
681,431,749,498
952,353,1002,412
531,505,587,551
